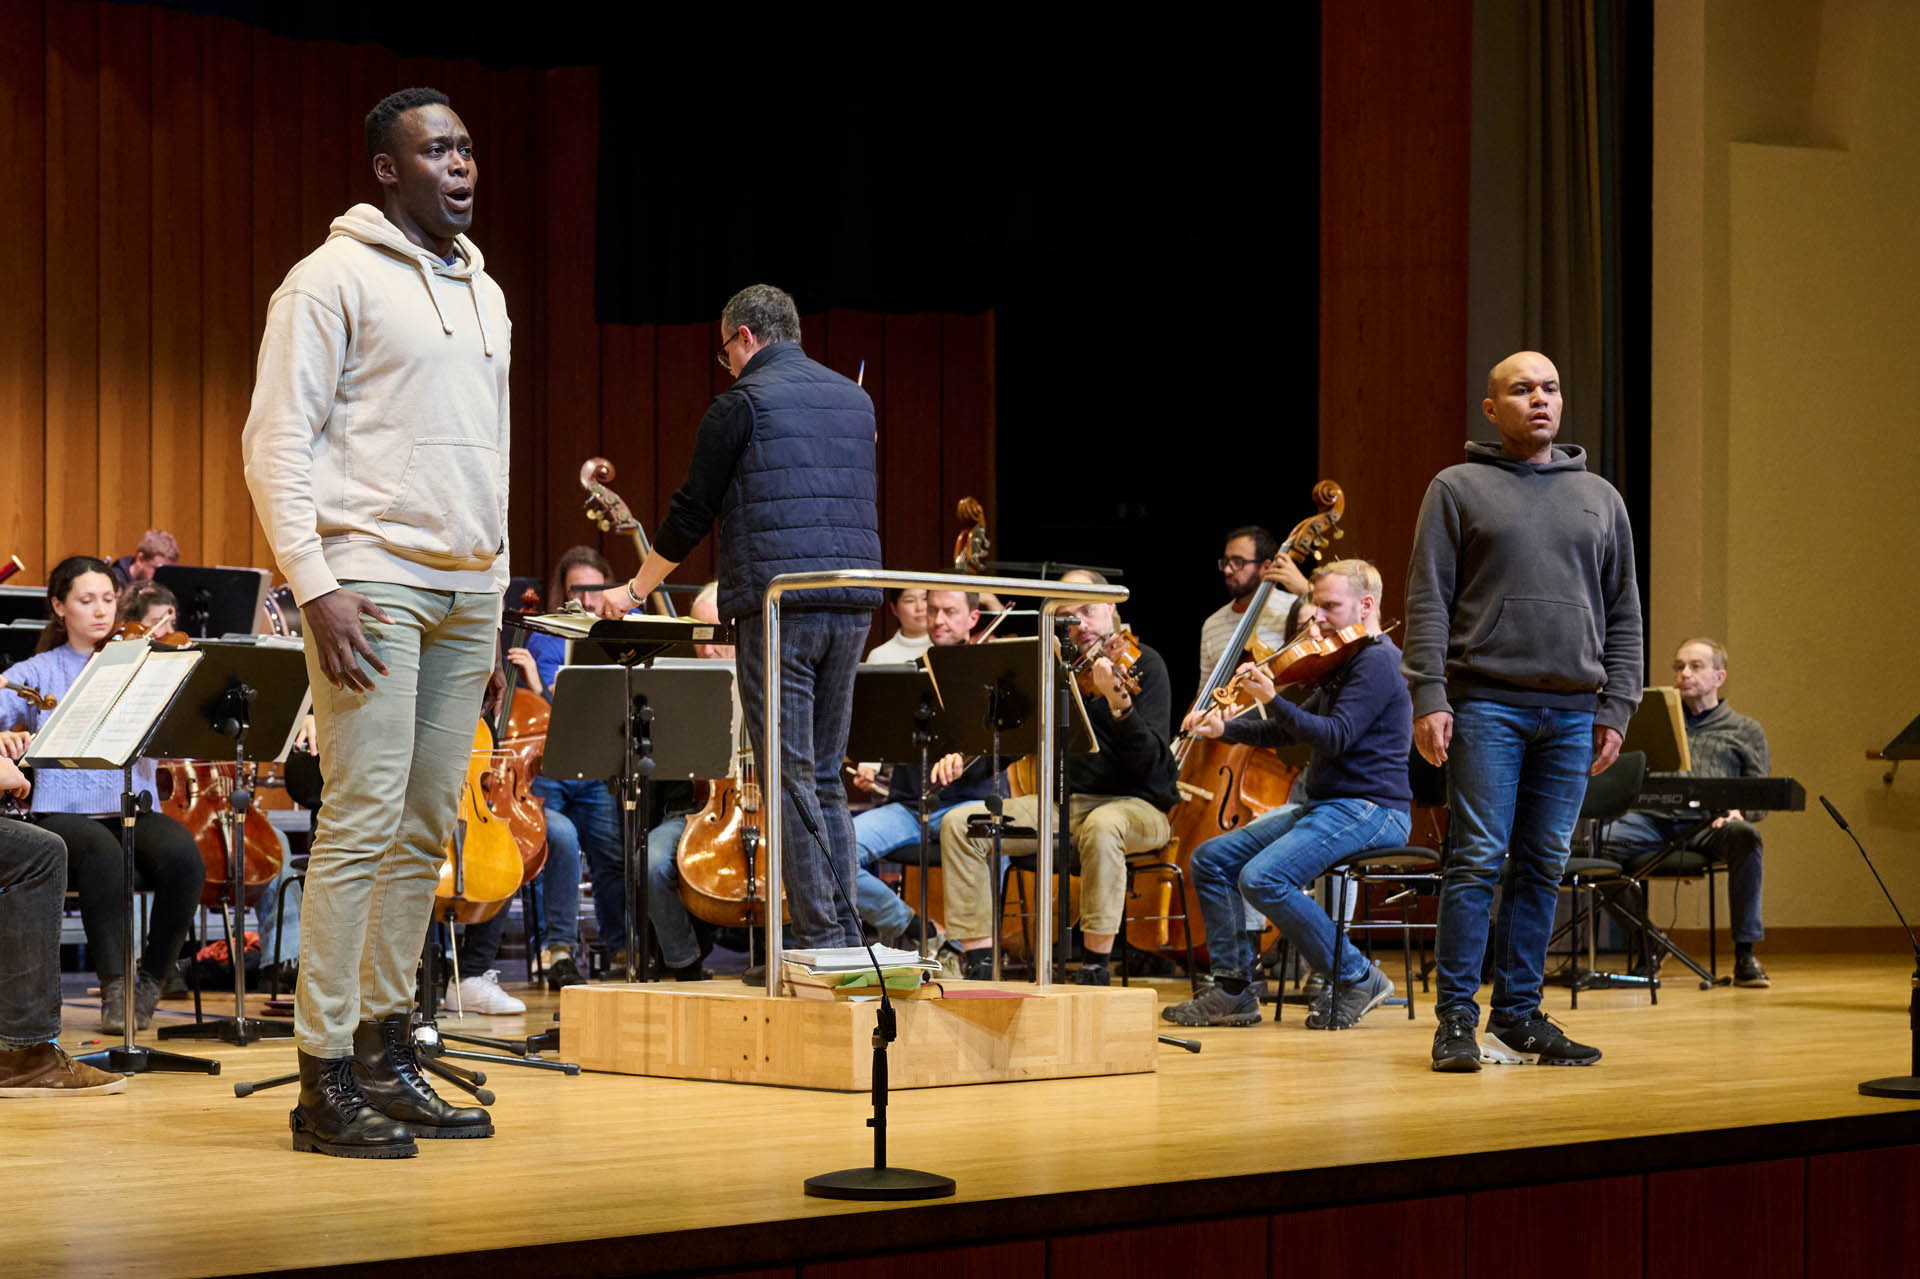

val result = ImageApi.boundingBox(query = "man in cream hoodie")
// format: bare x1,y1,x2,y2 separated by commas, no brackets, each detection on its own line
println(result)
243,87,506,1158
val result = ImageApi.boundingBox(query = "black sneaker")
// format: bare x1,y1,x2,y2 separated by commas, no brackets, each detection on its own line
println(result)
1073,960,1111,987
1162,984,1261,1027
1734,954,1771,988
960,949,995,981
1483,1012,1601,1066
1431,1008,1482,1072
545,955,586,991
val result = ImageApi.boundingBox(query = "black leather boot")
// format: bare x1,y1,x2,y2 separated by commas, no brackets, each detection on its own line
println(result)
290,1050,417,1158
351,1014,494,1139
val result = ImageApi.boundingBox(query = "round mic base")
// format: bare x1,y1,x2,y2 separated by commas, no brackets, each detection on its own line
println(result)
804,1166,956,1201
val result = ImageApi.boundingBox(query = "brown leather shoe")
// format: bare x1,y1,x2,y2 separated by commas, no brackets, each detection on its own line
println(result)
0,1043,128,1097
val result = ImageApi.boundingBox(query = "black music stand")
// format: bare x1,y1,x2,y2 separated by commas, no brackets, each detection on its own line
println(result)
152,566,270,639
148,641,308,1046
845,665,944,957
546,660,736,981
27,640,221,1077
1876,713,1920,785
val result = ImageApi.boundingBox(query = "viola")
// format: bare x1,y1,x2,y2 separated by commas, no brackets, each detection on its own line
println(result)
1066,627,1143,698
0,677,56,711
1197,621,1376,724
433,720,529,924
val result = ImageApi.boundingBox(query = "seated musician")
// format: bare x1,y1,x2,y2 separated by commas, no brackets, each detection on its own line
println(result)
1601,637,1772,987
496,544,630,992
115,581,178,633
1198,525,1311,685
1164,559,1412,1029
0,557,204,1033
865,588,932,664
107,528,179,590
852,589,1006,951
0,760,128,1096
941,569,1178,986
642,582,739,980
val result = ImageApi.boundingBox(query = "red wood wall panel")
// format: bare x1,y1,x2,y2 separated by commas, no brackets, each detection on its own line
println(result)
1468,1175,1643,1275
1317,0,1473,611
0,0,49,577
1646,1157,1805,1279
1274,1193,1466,1277
804,1239,1044,1279
1049,1216,1267,1279
1806,1143,1920,1274
0,1,994,617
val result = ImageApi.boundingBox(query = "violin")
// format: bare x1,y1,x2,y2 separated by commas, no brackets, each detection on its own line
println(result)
0,677,56,711
1066,627,1143,698
580,457,678,617
105,617,191,650
1198,621,1378,723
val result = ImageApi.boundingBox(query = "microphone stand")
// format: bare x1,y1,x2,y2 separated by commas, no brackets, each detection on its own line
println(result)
1820,795,1920,1098
785,780,954,1201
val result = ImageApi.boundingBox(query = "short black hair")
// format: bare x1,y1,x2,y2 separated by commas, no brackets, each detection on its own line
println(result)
1224,525,1279,562
365,87,450,161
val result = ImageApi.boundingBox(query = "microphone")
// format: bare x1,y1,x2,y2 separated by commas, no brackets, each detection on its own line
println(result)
1819,795,1920,960
1819,794,1920,1097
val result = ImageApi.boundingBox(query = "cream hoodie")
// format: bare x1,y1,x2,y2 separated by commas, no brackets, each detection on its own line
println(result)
242,204,511,607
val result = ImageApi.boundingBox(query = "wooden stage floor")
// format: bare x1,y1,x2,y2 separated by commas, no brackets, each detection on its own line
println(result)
9,952,1920,1278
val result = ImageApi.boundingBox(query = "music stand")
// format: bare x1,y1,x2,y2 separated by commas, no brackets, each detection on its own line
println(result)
144,641,309,1045
1624,686,1691,774
26,639,221,1077
0,621,41,670
845,665,944,956
546,661,736,982
153,566,271,640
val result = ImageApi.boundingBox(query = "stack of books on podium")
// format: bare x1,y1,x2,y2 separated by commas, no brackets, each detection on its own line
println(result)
780,946,942,1001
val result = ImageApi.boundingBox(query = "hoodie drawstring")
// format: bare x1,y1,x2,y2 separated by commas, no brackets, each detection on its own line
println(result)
413,255,494,357
415,258,453,336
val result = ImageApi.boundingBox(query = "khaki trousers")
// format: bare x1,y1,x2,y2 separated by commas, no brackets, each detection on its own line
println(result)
939,793,1171,939
295,582,498,1057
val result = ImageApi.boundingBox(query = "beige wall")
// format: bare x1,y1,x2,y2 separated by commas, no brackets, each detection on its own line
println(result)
1653,0,1920,930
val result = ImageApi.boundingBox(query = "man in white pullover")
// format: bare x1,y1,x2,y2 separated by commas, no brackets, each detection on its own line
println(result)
242,87,507,1158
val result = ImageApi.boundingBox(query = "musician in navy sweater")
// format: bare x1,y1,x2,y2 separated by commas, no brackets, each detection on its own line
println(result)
1164,559,1413,1029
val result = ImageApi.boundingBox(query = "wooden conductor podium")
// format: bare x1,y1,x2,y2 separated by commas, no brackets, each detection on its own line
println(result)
559,981,1158,1091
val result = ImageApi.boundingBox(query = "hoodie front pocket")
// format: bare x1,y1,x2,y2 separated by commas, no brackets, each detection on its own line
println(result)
374,437,503,565
1465,596,1604,691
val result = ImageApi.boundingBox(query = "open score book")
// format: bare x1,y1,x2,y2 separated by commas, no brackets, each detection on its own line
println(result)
21,640,202,770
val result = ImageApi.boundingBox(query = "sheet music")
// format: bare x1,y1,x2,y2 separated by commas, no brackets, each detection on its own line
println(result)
23,640,147,759
81,650,202,766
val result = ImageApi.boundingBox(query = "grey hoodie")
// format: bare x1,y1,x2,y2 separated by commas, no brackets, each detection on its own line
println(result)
242,204,511,607
1402,442,1642,735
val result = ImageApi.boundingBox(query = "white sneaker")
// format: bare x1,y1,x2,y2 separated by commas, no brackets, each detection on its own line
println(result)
451,969,526,1015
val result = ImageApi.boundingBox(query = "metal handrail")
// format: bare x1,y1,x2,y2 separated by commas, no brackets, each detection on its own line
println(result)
760,568,1129,996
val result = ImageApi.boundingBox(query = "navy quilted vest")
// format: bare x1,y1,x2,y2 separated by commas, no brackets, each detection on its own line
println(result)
715,342,882,622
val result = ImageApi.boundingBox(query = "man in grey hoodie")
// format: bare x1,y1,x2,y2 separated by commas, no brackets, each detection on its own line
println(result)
243,87,504,1156
1405,351,1642,1072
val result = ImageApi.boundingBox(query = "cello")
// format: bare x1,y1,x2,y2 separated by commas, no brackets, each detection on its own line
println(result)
675,745,779,927
433,719,537,925
1129,481,1347,960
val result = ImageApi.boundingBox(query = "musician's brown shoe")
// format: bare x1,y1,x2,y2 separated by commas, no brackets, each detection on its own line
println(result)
0,1043,128,1097
351,1014,493,1139
290,1050,417,1158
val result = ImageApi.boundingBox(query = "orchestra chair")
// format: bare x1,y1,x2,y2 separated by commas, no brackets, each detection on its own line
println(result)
1552,750,1651,1009
1614,825,1734,984
1320,748,1450,1025
994,831,1200,992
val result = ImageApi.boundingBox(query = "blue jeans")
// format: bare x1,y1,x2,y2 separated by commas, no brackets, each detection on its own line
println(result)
737,610,868,948
644,815,698,969
1604,812,1764,942
533,776,622,949
1436,700,1594,1025
0,818,67,1050
256,834,301,967
531,804,582,953
1192,799,1410,985
853,801,958,941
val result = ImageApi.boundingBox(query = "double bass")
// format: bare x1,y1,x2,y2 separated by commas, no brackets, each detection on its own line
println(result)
675,746,779,927
1128,481,1348,960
